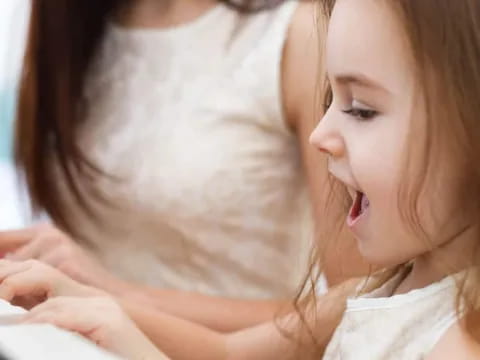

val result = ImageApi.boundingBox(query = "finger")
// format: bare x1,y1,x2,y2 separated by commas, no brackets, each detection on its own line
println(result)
0,260,32,282
38,251,64,267
24,298,99,338
25,311,101,344
7,236,53,261
24,296,64,317
0,268,52,303
0,223,58,253
0,229,36,253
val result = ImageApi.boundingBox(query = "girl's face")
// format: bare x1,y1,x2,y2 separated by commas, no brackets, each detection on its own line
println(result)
311,0,456,267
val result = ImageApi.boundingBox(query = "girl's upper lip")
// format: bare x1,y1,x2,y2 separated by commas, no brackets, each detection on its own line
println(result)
327,166,363,197
347,187,357,201
346,183,364,201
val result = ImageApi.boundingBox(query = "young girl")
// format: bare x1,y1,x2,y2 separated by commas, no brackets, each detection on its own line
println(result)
1,0,480,358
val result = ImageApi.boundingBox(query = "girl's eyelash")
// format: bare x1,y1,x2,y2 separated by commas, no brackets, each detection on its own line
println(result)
342,107,378,121
322,85,333,113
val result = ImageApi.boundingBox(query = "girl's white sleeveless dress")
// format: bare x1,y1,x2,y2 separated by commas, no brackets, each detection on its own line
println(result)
324,271,461,359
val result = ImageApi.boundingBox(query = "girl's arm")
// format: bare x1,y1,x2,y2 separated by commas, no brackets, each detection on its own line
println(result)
0,259,358,360
119,279,358,360
115,284,291,333
0,226,291,332
118,297,316,360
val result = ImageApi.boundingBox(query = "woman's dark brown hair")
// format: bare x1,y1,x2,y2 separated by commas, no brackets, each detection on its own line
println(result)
15,0,290,235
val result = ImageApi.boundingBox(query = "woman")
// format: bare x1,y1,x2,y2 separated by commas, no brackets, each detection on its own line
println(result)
2,0,365,332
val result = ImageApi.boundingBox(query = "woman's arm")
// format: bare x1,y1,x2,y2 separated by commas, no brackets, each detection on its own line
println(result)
282,1,370,286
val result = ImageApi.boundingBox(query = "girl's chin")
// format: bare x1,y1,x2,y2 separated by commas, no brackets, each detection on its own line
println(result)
357,242,412,269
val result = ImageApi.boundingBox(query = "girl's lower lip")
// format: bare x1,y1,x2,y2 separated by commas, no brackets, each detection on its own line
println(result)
347,209,368,228
347,195,370,228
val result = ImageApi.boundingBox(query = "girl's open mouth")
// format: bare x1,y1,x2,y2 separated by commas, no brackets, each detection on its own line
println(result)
347,191,370,227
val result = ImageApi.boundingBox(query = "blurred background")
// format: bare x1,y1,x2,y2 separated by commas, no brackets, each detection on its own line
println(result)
0,0,30,229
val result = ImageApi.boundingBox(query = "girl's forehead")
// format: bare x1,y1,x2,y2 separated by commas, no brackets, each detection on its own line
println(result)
327,0,413,96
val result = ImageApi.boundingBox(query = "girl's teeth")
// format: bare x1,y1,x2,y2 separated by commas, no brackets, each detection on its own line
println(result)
361,194,370,213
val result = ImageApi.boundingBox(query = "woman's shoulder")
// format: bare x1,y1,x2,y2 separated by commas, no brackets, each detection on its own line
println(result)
288,1,323,35
282,1,324,129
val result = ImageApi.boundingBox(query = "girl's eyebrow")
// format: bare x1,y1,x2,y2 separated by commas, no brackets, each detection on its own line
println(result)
334,72,391,94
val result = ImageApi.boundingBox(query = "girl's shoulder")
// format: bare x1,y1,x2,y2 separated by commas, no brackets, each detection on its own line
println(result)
426,321,480,360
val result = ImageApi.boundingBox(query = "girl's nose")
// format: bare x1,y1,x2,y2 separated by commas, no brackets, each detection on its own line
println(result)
309,112,345,158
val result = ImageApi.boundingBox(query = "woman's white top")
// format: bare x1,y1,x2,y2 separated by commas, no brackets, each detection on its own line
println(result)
65,0,312,299
323,271,461,359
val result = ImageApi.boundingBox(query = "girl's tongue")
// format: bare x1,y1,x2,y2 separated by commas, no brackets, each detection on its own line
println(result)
349,191,370,221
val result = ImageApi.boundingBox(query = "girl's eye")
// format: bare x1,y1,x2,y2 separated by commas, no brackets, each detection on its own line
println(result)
323,86,333,113
342,107,378,121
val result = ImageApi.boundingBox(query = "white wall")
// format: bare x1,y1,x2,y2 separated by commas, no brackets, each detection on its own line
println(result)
0,0,29,84
0,0,30,230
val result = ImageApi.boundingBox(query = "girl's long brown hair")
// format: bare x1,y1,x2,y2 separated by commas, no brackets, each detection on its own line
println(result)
288,0,480,357
15,0,290,236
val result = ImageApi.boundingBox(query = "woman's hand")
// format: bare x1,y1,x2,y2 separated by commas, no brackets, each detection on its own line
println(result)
23,296,168,360
0,224,127,293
